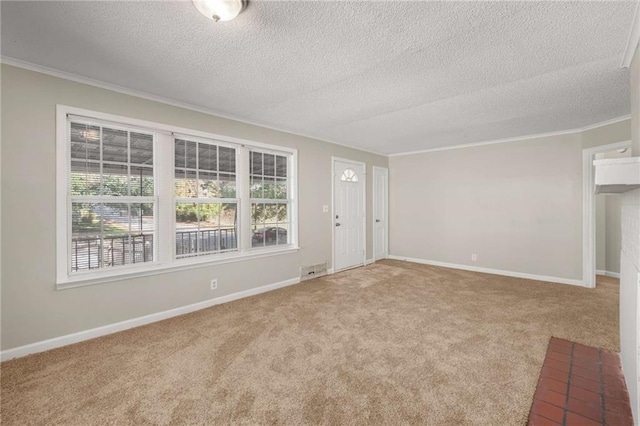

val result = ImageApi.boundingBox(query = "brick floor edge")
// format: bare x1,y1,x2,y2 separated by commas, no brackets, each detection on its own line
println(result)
528,337,634,426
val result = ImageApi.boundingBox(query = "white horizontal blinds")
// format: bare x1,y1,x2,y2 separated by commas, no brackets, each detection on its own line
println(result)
249,150,290,248
68,120,155,273
174,138,238,258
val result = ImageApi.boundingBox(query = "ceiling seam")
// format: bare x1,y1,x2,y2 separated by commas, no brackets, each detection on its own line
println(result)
388,115,631,157
0,56,631,158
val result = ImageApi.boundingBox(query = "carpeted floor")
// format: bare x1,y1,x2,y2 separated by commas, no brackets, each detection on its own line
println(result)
1,260,619,425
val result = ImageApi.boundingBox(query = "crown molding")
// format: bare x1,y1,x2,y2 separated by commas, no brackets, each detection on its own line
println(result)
621,0,640,68
388,115,631,157
1,56,632,159
0,56,388,158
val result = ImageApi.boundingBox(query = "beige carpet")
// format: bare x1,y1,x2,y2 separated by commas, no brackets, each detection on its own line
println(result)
1,260,619,425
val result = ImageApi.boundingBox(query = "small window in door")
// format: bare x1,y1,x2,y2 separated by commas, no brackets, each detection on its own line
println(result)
340,168,359,183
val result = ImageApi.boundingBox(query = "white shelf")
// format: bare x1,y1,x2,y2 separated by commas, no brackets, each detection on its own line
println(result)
594,157,640,194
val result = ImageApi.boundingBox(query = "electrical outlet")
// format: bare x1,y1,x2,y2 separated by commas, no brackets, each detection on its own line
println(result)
471,254,477,262
210,279,218,290
322,205,329,213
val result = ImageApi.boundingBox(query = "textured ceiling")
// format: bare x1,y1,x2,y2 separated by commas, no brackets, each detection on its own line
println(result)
1,1,636,155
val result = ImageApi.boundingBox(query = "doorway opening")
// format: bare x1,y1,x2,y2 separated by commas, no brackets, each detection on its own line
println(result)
582,141,631,287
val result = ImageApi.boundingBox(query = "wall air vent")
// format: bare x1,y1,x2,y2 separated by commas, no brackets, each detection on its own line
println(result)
300,262,328,281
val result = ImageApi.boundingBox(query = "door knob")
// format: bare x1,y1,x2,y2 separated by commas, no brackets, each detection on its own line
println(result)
376,219,381,223
336,223,341,227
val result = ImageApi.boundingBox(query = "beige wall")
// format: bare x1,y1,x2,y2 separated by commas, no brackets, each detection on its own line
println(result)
390,133,583,280
596,194,623,274
632,44,640,156
604,196,623,274
0,65,387,351
389,120,630,282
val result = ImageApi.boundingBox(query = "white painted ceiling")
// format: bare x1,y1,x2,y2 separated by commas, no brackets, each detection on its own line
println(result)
1,1,636,155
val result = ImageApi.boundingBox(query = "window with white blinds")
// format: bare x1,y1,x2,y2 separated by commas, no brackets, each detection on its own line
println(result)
174,139,238,257
57,106,298,287
68,120,156,273
250,150,290,248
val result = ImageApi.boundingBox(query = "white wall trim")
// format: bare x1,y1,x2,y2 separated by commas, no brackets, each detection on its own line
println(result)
596,269,621,279
582,140,632,289
0,56,387,158
1,276,301,362
389,115,631,157
372,166,389,262
621,0,640,68
388,255,584,287
365,258,375,265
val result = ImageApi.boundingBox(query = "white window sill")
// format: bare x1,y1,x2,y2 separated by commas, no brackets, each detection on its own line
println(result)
56,246,300,290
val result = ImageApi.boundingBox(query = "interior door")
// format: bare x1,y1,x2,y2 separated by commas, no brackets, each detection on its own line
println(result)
333,159,365,271
373,167,388,260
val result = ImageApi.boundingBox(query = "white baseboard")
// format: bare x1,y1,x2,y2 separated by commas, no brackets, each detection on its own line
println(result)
596,269,621,279
387,255,585,287
1,276,301,362
328,258,375,275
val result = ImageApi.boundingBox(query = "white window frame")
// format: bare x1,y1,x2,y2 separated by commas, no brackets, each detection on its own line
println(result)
56,105,299,289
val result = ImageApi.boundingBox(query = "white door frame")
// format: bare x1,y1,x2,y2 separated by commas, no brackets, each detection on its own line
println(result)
331,157,367,273
372,166,389,261
582,140,631,288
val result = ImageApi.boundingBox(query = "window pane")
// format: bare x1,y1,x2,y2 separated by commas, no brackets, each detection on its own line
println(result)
102,127,128,163
175,202,238,257
276,223,289,245
71,202,154,271
175,203,199,257
264,203,279,224
185,140,197,169
263,154,275,176
199,171,219,198
250,176,262,198
276,155,287,178
275,178,287,199
219,147,235,173
252,202,265,224
70,160,101,196
175,140,186,168
219,174,236,198
198,143,217,171
277,203,288,223
251,223,266,248
102,164,129,196
263,177,276,199
255,226,285,247
175,169,198,198
130,166,154,196
70,123,100,161
251,152,262,175
130,132,153,165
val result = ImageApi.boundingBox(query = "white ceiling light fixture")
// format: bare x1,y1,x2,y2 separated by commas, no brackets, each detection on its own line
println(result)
192,0,246,22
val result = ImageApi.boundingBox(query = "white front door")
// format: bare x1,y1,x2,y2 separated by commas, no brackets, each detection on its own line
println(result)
333,159,365,272
373,167,388,261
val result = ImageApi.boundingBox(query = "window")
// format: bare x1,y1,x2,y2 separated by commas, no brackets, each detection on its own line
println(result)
57,106,298,287
250,151,290,248
68,121,156,272
340,168,359,182
174,139,238,257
